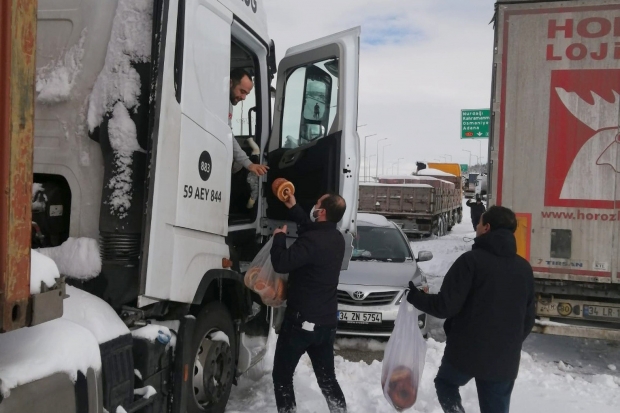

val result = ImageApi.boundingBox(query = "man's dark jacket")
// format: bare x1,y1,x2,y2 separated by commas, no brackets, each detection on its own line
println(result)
466,200,486,225
410,228,535,381
270,204,345,326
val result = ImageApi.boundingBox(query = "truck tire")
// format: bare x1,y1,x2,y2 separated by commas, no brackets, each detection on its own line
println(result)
188,302,236,413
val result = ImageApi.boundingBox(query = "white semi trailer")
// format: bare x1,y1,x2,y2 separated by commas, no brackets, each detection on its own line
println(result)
489,0,620,340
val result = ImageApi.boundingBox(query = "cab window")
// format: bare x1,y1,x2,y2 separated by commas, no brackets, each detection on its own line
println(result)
280,58,339,149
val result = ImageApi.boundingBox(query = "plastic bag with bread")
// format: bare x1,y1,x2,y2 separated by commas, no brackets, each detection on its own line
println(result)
243,238,288,307
381,300,427,411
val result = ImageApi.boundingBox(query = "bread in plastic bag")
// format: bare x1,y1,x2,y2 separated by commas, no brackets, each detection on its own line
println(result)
244,238,288,307
381,300,427,411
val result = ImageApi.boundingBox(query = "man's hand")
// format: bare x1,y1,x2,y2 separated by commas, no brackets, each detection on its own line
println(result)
406,281,421,305
273,225,287,236
248,163,269,176
284,193,296,209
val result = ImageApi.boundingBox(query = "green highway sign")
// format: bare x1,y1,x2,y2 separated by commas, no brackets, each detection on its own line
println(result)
460,164,468,173
461,109,490,139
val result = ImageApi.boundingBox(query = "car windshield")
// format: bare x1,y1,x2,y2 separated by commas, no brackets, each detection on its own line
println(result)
351,225,412,262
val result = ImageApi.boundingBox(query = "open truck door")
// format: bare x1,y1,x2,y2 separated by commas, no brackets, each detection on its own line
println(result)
264,27,360,265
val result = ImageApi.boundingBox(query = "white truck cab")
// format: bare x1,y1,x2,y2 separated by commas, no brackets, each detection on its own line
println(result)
18,0,360,412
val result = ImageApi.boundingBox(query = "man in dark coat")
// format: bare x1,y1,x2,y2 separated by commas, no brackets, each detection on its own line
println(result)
466,194,486,230
407,206,535,413
270,192,347,413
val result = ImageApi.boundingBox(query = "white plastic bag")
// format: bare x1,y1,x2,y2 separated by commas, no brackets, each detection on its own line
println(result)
381,300,427,411
244,239,288,307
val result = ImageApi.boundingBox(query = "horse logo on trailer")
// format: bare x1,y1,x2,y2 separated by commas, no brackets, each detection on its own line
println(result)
545,69,620,209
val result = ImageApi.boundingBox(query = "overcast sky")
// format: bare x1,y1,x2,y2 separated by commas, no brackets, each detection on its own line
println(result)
263,0,494,176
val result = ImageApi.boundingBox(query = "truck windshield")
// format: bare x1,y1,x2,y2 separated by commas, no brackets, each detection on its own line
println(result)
352,226,412,262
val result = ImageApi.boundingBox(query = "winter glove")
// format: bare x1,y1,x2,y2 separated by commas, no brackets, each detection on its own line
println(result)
406,281,421,304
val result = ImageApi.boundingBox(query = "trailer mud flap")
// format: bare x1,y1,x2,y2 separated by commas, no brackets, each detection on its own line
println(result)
172,315,196,413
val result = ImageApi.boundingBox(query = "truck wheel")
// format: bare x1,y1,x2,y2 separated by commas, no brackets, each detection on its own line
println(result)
189,302,236,413
435,218,445,237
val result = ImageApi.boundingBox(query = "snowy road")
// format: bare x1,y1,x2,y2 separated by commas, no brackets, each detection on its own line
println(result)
226,201,620,412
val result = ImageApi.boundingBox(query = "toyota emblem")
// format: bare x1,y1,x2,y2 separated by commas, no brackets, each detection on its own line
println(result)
352,291,365,300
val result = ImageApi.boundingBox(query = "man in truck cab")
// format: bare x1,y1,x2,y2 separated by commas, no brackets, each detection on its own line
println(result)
229,68,268,176
229,68,269,214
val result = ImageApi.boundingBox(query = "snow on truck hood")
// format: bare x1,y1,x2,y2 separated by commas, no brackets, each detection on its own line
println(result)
63,286,130,344
0,266,129,397
30,250,60,294
0,318,101,398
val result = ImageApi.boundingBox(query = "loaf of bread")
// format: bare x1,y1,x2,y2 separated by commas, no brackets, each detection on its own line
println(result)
382,366,417,410
272,178,295,202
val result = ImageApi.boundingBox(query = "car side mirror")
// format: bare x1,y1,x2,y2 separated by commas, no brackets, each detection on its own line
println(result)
416,251,433,262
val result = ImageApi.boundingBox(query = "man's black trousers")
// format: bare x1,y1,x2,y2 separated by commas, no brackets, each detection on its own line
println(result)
272,317,346,413
435,358,515,413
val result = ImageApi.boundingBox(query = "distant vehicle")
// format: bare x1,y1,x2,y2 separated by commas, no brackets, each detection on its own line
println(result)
426,162,463,181
336,214,431,337
464,173,479,199
359,174,462,237
490,0,620,340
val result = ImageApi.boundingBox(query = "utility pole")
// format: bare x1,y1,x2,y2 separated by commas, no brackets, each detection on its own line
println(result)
363,134,377,182
462,149,472,169
376,138,387,179
369,155,377,180
381,143,391,175
397,157,404,175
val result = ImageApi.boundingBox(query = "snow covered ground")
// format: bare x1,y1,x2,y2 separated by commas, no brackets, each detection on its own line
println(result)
226,200,620,412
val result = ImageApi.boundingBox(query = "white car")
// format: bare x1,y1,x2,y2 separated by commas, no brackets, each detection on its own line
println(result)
337,214,432,337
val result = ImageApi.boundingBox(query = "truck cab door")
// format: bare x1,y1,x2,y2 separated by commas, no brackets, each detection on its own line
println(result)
264,27,360,250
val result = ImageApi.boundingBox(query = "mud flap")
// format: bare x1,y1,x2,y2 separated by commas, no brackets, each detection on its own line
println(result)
172,315,196,413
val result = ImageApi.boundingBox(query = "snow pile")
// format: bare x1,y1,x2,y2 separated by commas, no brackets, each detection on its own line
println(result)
227,337,620,413
38,237,101,280
0,318,101,398
87,0,152,218
209,331,230,345
132,324,176,348
134,385,157,399
36,29,87,104
87,0,152,131
30,250,60,294
106,103,144,218
62,286,130,344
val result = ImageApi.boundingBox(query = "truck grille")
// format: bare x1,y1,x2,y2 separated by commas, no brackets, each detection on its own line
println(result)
337,290,399,306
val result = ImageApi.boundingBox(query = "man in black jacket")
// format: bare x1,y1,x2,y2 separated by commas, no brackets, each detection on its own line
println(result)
270,192,347,413
407,206,535,413
466,194,486,231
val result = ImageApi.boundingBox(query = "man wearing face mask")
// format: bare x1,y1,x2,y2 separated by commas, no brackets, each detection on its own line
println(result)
270,193,348,413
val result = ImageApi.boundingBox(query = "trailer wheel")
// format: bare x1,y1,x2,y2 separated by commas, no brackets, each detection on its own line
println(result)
435,217,446,237
189,302,236,413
